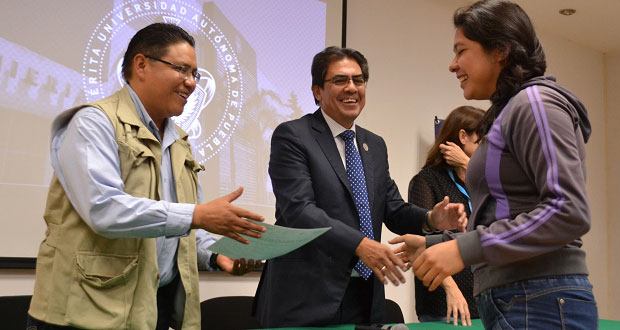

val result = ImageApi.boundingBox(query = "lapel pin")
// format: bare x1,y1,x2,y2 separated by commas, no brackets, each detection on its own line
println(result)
363,143,369,151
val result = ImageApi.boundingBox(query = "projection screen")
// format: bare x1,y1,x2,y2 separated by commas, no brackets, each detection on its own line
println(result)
0,0,343,261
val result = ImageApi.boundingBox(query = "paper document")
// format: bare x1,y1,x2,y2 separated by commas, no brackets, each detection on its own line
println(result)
206,220,331,260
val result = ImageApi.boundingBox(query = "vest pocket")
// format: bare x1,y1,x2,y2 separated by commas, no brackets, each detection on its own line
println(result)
184,155,204,173
65,252,139,329
118,139,156,167
178,154,203,202
185,156,203,179
117,139,157,197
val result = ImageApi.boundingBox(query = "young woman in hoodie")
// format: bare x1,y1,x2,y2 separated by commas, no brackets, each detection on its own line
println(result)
391,0,598,328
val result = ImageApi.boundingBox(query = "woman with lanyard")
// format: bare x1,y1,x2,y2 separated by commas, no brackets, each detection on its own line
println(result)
407,105,484,325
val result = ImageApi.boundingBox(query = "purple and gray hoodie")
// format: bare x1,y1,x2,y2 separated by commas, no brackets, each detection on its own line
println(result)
429,76,592,295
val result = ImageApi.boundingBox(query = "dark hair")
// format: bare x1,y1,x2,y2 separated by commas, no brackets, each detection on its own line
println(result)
122,23,195,81
453,0,546,135
311,46,369,105
423,106,485,169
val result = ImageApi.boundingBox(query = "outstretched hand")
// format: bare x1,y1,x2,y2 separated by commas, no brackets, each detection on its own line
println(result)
388,234,426,268
430,196,467,232
217,255,263,276
192,187,266,244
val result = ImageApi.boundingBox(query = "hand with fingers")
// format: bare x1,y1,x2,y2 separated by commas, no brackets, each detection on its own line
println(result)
355,237,408,286
191,186,266,244
413,240,465,292
439,141,470,170
389,234,426,270
428,196,468,232
441,276,472,326
216,255,263,276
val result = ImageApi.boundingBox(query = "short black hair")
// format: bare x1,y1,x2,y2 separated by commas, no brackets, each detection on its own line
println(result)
311,46,369,105
122,23,195,81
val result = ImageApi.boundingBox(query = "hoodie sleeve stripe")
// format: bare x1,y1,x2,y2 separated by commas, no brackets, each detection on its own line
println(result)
480,86,566,247
484,109,510,221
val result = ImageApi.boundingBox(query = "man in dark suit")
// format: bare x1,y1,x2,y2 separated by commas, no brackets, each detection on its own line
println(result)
253,46,466,327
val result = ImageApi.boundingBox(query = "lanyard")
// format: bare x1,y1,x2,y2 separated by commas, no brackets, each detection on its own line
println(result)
447,169,472,212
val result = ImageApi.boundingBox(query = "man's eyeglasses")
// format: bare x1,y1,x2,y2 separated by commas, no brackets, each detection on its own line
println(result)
324,74,366,87
145,55,201,83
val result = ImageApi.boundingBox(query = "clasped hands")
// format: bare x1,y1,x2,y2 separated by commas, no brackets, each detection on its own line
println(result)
388,235,465,291
403,196,466,289
385,197,470,325
388,235,470,325
358,233,471,325
356,196,466,286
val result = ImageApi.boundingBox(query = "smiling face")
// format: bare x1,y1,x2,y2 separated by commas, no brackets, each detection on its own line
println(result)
449,28,504,100
134,42,197,128
312,58,366,129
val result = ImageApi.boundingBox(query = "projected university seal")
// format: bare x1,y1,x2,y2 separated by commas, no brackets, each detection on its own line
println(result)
82,0,243,163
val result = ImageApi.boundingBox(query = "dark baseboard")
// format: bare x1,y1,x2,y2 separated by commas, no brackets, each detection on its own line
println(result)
0,257,263,271
0,257,36,269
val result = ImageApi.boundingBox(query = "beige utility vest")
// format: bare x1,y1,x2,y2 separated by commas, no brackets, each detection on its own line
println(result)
29,87,203,330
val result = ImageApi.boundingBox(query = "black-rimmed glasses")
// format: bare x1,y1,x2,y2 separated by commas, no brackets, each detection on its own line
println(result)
145,55,201,83
324,74,366,86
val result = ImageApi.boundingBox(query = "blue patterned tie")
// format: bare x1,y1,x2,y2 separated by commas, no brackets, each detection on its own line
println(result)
340,130,374,280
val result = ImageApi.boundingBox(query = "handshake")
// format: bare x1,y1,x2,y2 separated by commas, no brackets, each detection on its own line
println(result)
357,196,467,289
389,234,465,291
387,235,471,326
356,196,471,326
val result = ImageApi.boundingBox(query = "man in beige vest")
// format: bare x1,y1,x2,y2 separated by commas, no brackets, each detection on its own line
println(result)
27,23,265,330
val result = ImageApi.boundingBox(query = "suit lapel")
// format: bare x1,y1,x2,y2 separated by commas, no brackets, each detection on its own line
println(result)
356,127,376,212
311,111,354,199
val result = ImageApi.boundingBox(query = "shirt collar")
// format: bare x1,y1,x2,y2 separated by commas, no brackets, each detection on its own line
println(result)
126,84,180,143
321,108,356,139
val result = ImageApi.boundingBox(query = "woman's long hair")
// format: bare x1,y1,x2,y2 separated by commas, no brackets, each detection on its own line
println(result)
453,0,546,136
423,106,485,169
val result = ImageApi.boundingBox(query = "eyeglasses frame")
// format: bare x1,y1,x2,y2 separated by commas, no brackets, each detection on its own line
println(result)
323,74,366,87
145,55,201,83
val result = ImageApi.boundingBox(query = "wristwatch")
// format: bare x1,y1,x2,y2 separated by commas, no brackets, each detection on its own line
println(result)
209,253,221,270
423,210,435,233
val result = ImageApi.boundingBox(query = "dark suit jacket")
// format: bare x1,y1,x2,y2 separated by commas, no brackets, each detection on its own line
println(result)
253,110,426,327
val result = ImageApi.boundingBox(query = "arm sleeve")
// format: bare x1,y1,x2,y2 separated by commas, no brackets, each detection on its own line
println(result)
408,171,441,236
410,170,461,242
458,87,590,267
53,107,193,239
196,229,218,271
408,171,435,210
384,175,427,236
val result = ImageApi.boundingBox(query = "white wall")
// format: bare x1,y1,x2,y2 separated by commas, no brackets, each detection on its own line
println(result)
1,0,616,324
604,52,620,318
